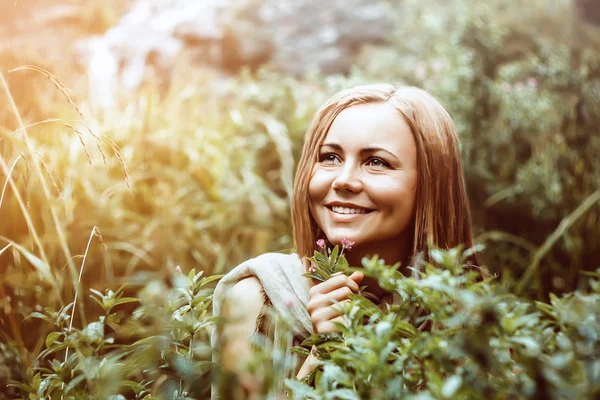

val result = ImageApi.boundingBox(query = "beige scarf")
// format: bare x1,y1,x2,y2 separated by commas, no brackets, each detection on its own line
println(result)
210,252,313,399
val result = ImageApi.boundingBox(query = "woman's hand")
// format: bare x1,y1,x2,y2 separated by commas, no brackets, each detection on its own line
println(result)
306,271,364,333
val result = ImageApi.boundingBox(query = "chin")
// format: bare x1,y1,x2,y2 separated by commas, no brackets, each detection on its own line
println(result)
325,231,360,246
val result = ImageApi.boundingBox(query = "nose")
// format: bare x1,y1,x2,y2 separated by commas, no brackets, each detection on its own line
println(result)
332,163,362,193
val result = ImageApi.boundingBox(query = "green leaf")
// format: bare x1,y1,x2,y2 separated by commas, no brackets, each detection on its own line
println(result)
301,332,344,347
37,342,68,360
83,321,105,343
330,245,340,269
199,274,224,286
336,256,349,274
291,346,310,357
26,312,52,323
90,295,106,311
64,374,87,394
348,294,381,317
113,297,139,307
313,251,330,266
188,268,196,282
193,270,204,283
45,332,61,348
285,378,317,399
303,272,326,282
442,374,462,398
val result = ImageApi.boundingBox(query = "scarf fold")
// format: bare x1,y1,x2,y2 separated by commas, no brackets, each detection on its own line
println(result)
211,251,313,368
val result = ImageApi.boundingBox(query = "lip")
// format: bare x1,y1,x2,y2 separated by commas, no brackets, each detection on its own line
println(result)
325,204,374,223
324,201,374,211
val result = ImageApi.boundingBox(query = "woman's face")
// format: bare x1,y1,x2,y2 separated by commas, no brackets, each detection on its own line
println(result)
308,102,418,254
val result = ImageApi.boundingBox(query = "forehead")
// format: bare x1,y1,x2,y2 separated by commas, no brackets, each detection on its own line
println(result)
324,102,413,150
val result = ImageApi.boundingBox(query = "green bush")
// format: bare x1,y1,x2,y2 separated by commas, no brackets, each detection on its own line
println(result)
9,248,599,399
358,0,600,297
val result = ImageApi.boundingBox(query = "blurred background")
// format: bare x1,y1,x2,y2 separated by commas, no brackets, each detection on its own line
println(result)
0,0,599,395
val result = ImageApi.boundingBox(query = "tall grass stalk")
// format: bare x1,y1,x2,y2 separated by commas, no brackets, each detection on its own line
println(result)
66,226,97,348
0,155,54,283
517,189,600,295
0,154,21,209
0,70,81,320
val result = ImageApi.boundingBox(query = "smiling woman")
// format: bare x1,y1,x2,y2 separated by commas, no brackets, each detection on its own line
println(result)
308,102,418,272
210,84,477,399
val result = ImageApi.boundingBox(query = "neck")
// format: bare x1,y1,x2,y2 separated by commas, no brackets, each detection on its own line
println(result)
343,234,412,301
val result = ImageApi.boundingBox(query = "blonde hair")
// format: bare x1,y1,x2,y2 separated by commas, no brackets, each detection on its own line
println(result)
291,84,475,270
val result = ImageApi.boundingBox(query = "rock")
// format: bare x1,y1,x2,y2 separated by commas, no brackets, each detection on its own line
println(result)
78,0,395,109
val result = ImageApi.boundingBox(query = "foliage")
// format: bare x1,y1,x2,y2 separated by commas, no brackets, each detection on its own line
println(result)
358,0,600,297
8,247,599,399
285,247,600,400
302,238,354,283
8,268,220,399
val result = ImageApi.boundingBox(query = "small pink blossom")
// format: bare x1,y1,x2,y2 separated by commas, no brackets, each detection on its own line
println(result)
175,265,182,273
316,239,326,249
340,237,355,250
308,263,317,273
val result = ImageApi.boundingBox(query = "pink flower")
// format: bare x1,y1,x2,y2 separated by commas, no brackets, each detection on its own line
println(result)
527,77,538,88
340,237,355,250
316,239,326,249
308,263,316,273
175,265,182,273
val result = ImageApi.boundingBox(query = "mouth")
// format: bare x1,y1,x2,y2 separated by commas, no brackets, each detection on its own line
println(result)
327,205,373,215
324,203,375,221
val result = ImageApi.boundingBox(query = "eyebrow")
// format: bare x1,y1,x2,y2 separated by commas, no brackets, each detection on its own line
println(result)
320,143,401,164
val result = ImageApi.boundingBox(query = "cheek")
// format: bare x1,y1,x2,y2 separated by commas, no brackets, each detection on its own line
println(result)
308,169,331,202
369,176,417,210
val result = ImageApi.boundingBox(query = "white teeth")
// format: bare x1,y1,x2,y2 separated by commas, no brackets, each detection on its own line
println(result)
331,206,369,215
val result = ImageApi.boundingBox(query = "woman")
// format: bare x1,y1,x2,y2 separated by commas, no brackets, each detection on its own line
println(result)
211,84,475,398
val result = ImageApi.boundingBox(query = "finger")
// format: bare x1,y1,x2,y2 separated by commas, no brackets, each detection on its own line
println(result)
310,299,350,322
307,286,353,313
349,271,364,284
315,316,346,334
309,273,354,297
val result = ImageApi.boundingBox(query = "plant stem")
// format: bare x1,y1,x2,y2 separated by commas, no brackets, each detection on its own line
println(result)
517,189,600,296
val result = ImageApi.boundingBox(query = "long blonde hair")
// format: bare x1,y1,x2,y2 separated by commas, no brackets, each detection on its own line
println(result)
291,84,475,270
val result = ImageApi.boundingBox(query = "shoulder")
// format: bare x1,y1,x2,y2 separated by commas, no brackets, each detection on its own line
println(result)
222,276,264,322
225,276,263,308
213,252,302,314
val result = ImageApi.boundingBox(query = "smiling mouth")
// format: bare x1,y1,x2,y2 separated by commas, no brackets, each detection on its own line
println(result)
327,206,374,215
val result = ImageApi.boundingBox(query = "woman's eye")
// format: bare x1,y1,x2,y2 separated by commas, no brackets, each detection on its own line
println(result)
367,158,389,168
319,153,340,164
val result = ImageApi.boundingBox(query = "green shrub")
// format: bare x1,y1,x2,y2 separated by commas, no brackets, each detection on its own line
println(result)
9,248,599,399
358,0,600,297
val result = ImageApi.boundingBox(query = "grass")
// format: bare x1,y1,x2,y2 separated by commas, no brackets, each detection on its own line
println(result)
0,62,329,369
